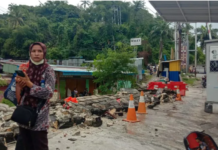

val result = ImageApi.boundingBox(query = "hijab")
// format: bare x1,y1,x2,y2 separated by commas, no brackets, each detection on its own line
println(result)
23,42,49,107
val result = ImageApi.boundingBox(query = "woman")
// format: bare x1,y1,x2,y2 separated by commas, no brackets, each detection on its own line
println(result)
15,42,55,150
74,88,78,97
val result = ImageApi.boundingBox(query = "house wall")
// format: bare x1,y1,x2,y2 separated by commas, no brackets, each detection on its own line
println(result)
65,78,96,96
3,64,18,74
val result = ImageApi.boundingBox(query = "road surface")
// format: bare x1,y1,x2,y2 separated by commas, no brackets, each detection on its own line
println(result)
9,85,218,150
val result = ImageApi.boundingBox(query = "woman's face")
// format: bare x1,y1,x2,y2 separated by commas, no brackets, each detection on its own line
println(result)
30,45,44,62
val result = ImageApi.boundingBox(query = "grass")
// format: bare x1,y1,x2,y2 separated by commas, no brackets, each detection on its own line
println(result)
0,79,8,86
1,98,15,107
146,75,153,82
182,77,198,86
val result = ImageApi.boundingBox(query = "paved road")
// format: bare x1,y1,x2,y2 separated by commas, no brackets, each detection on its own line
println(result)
9,86,218,150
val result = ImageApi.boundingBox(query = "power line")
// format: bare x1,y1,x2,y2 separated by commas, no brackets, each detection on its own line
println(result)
0,9,6,13
0,6,7,14
0,6,7,11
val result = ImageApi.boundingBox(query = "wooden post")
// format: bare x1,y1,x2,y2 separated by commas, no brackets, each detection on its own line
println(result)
57,72,60,99
65,78,67,98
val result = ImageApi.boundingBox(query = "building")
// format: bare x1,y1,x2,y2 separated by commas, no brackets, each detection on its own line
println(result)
0,57,144,98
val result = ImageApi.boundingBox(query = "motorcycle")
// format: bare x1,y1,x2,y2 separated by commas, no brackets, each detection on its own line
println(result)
202,75,206,88
184,131,218,150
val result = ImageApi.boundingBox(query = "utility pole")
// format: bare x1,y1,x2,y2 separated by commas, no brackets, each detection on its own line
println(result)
195,23,197,70
178,23,182,60
174,22,177,59
186,33,189,73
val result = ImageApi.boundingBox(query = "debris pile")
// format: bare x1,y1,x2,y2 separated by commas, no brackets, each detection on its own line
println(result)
49,89,140,129
0,104,18,147
0,83,180,147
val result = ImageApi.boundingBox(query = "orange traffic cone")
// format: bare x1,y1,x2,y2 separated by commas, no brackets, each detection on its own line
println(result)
176,87,182,101
123,94,140,123
137,91,147,114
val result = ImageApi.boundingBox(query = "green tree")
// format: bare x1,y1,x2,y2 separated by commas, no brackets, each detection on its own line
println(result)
197,25,218,49
47,47,66,60
81,0,90,9
8,5,26,29
93,44,137,94
150,17,173,64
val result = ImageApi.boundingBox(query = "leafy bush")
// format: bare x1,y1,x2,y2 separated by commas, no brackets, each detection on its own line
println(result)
0,79,8,86
1,98,15,107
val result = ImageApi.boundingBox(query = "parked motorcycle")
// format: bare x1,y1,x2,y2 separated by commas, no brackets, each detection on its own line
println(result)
202,75,206,88
184,131,218,150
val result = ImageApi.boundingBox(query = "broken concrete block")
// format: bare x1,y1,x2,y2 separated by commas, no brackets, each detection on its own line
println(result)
58,120,74,129
68,138,77,141
107,122,113,127
72,115,85,125
92,115,102,127
49,110,56,115
92,100,100,103
84,117,93,126
0,137,7,150
92,103,100,108
3,112,13,121
51,121,58,129
72,131,80,136
0,131,14,143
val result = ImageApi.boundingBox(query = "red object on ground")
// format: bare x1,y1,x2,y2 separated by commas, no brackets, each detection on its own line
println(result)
116,98,121,103
167,81,187,96
186,132,199,149
64,97,78,103
180,89,186,96
147,82,166,90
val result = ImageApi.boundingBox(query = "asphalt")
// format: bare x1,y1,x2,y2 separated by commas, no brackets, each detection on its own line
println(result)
9,83,218,150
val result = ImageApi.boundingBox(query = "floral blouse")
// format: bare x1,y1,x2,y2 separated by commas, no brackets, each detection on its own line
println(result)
19,64,55,131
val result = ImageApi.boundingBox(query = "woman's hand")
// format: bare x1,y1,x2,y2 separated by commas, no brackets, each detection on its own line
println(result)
15,77,26,89
16,72,33,88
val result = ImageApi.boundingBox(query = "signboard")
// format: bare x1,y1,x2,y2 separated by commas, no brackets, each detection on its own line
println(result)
130,38,141,46
210,46,218,72
181,45,187,68
210,46,218,60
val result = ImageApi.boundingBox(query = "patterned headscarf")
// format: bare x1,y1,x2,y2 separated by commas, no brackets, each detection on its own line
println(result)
23,42,49,107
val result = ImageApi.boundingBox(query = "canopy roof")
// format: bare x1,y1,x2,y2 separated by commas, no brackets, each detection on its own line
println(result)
149,0,218,22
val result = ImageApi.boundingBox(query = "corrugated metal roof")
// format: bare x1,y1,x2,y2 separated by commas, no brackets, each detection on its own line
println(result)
149,0,218,22
162,59,181,63
0,60,25,66
53,67,93,73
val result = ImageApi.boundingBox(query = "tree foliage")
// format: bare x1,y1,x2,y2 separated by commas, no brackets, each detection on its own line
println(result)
0,1,174,62
93,44,137,94
0,1,215,65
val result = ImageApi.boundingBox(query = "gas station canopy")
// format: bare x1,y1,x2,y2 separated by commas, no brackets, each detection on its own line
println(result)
149,1,218,22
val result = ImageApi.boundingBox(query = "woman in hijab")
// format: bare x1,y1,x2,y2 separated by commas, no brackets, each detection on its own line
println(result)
15,42,55,150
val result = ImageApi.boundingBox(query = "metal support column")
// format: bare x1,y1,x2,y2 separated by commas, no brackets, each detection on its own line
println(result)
195,23,197,69
175,22,177,59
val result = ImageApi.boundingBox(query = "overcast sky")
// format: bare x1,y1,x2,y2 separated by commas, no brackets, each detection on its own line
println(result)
0,0,217,29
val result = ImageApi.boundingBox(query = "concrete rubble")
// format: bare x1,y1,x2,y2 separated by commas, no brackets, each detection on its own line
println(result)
1,85,178,148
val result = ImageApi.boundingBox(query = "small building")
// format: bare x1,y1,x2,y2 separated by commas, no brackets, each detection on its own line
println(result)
52,65,97,98
161,60,181,82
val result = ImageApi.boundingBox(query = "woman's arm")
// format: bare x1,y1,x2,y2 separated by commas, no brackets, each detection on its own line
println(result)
28,67,55,100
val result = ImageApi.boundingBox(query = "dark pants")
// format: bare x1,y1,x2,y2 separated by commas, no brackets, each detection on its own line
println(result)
19,127,48,150
15,134,25,150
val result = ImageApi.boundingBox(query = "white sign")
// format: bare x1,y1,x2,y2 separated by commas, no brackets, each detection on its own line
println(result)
130,38,141,46
210,46,218,60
